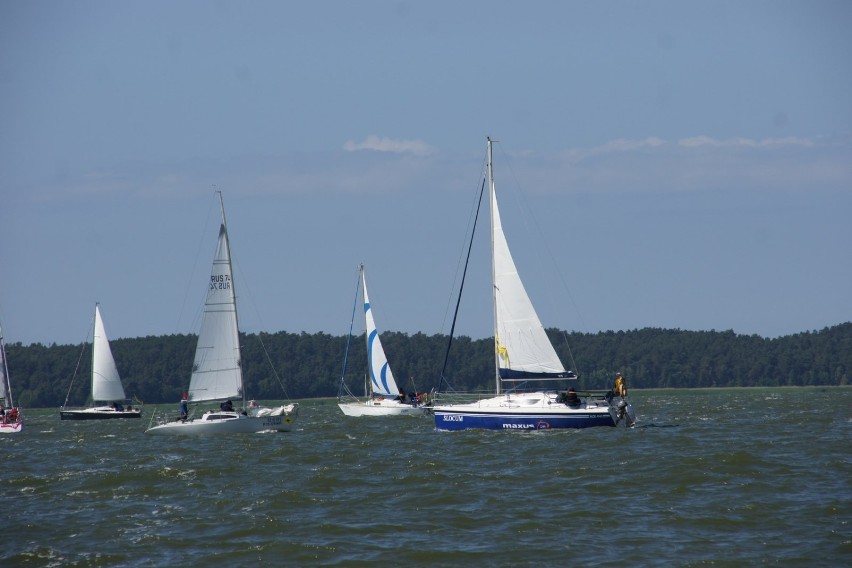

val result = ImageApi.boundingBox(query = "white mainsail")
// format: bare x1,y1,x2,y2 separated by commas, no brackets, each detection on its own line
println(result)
363,269,400,397
187,220,243,403
92,304,127,402
488,139,566,386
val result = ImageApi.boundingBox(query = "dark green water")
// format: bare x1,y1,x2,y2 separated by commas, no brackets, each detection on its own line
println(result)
3,388,850,566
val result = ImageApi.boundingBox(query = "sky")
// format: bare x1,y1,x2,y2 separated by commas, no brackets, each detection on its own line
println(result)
1,0,850,347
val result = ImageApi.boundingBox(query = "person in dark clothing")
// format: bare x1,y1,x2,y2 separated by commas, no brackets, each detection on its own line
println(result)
565,387,581,407
220,400,234,412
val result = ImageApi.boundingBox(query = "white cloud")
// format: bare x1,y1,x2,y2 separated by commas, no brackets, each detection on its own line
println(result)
678,136,815,148
594,137,666,153
343,135,435,156
541,133,850,194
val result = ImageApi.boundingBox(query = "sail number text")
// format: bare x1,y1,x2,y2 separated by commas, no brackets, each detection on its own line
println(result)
210,275,232,291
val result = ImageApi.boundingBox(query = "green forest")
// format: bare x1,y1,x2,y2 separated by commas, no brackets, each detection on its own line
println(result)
5,323,850,409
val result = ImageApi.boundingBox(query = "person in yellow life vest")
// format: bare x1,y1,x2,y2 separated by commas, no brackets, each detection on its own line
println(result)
613,373,627,397
609,373,632,423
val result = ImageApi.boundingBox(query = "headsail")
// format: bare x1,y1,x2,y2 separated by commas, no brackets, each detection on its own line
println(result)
488,138,568,382
92,304,127,402
188,202,242,403
363,268,400,397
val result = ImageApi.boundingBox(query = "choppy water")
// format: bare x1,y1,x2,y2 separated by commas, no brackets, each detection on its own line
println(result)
3,388,850,567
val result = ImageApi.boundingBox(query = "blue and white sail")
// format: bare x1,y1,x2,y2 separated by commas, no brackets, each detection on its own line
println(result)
363,269,401,397
489,143,569,385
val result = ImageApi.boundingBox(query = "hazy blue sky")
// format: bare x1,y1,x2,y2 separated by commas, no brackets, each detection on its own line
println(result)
1,0,850,346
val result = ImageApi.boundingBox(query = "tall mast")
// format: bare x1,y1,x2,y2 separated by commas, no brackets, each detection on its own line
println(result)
488,137,501,395
0,323,12,408
360,264,371,396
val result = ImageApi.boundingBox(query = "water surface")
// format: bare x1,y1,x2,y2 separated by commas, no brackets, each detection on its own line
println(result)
3,388,850,566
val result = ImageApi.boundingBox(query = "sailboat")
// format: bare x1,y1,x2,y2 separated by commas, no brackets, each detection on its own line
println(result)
0,322,23,433
145,192,298,435
337,264,429,417
60,304,142,420
432,137,636,431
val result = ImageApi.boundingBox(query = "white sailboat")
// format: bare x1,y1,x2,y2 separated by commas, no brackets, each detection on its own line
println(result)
60,304,142,420
146,192,298,435
432,137,636,431
337,264,428,417
0,322,23,433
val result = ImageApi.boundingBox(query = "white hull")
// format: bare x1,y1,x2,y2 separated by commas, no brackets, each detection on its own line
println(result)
432,391,613,414
432,391,631,431
0,420,23,433
338,399,428,417
146,404,298,435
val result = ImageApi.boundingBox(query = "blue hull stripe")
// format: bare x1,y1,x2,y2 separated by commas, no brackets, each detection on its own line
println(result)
434,411,615,431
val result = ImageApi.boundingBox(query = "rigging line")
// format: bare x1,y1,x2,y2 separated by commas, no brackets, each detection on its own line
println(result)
337,265,362,398
255,334,293,402
437,174,487,393
62,310,96,408
439,153,490,337
177,189,218,335
212,196,293,403
232,255,294,402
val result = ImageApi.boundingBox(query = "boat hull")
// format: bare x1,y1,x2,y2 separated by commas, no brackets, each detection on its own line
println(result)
145,404,298,435
0,420,23,433
433,409,616,431
432,392,624,431
60,407,142,420
338,400,428,417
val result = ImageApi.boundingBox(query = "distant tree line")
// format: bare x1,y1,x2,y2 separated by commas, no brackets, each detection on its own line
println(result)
5,323,849,408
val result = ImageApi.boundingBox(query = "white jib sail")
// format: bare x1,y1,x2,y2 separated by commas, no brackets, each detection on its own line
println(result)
363,269,400,397
188,222,242,403
490,156,565,378
92,304,127,402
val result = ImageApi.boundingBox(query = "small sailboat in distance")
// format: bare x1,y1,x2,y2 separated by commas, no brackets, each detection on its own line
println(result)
145,192,298,435
0,322,23,433
337,264,429,417
60,304,142,420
